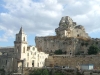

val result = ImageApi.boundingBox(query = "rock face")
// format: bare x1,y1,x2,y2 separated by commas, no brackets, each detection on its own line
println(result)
35,16,100,69
59,16,75,27
55,16,90,38
35,16,98,55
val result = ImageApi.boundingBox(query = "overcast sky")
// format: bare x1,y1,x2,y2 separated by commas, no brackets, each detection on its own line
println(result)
0,0,100,46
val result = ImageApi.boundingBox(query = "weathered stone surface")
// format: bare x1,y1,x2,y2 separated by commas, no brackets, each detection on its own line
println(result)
46,55,100,69
35,16,91,55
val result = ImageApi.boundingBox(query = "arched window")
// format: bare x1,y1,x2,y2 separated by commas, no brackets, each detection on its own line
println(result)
34,52,36,55
18,37,20,41
23,47,25,53
23,37,25,41
27,62,29,67
77,34,79,37
17,46,20,53
33,47,35,50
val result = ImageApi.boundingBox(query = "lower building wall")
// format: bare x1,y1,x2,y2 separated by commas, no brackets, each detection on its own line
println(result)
45,55,100,69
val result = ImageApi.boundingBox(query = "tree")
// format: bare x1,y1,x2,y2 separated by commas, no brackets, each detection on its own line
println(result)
81,42,84,46
96,42,98,45
0,69,5,75
88,45,100,55
29,69,42,75
29,69,49,75
42,69,49,75
54,49,62,54
85,42,88,47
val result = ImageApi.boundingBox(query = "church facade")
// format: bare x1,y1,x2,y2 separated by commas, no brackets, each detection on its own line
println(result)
0,27,49,73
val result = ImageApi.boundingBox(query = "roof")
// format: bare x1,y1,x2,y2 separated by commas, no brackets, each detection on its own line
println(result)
19,27,24,34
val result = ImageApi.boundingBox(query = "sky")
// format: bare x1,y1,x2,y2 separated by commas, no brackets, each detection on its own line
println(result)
0,0,100,47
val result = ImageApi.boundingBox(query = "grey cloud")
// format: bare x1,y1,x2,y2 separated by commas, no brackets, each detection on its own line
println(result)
0,0,100,42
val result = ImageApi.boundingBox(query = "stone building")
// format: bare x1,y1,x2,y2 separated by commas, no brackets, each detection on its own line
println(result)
0,27,49,73
35,16,88,55
35,16,100,69
0,16,100,73
35,16,99,55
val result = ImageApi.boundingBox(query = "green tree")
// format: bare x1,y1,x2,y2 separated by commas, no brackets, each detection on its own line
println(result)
0,69,5,75
54,49,62,54
42,69,49,75
96,42,98,45
81,42,84,46
88,45,100,55
29,69,49,75
29,69,42,75
85,42,88,47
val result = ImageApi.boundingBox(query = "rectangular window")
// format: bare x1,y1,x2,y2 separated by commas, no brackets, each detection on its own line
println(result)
23,47,25,53
27,53,29,56
6,60,7,65
27,62,29,67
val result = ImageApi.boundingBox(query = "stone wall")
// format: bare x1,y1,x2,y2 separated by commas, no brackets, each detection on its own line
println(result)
45,55,100,69
35,35,100,55
35,34,100,56
0,55,13,72
35,16,94,55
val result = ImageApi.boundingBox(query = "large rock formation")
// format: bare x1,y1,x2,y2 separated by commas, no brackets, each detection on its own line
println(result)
35,16,100,70
35,16,99,55
55,16,90,38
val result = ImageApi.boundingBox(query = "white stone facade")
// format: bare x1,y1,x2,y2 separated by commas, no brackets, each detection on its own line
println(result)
25,46,48,68
0,27,49,73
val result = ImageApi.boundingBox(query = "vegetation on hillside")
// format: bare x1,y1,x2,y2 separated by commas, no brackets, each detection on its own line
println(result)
29,68,84,75
54,49,63,54
0,69,5,75
54,49,66,55
29,69,49,75
88,45,100,55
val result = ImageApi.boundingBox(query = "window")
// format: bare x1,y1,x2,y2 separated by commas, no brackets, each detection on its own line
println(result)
27,62,29,67
31,52,32,55
23,47,25,53
6,60,7,65
17,46,19,53
18,37,20,41
27,53,29,56
34,52,36,55
77,34,79,37
33,47,35,50
38,63,39,67
23,37,25,41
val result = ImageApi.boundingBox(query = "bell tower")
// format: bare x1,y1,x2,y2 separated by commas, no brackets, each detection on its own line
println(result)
14,27,27,60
